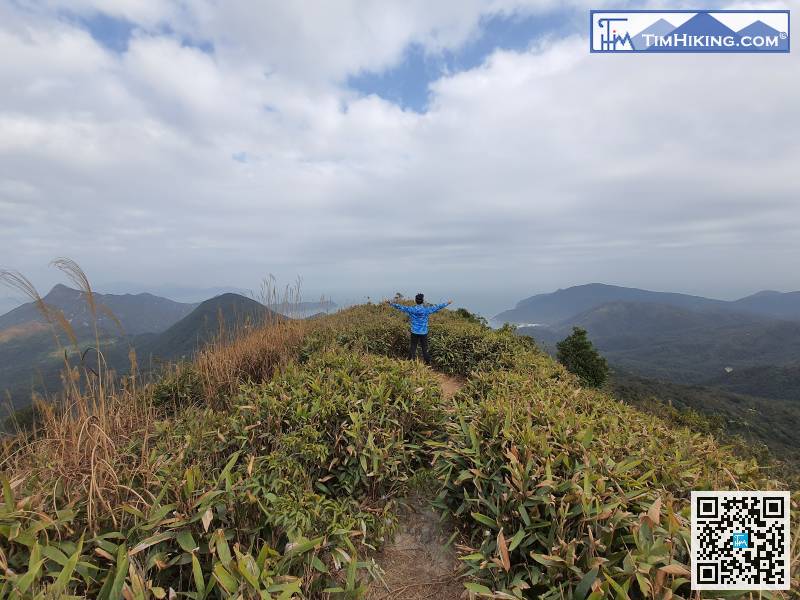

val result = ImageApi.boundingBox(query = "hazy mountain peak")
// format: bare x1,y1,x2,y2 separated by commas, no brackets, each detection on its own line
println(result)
206,292,255,304
137,292,282,361
1,285,196,336
44,283,81,299
495,283,800,326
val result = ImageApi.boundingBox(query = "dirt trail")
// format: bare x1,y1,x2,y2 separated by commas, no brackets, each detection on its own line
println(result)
434,372,465,400
365,498,464,600
365,372,466,600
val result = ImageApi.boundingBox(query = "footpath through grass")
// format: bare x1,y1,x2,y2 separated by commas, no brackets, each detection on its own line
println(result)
0,303,796,598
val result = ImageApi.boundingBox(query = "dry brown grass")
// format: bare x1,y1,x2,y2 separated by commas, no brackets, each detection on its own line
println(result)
0,262,309,531
194,315,307,407
3,372,159,530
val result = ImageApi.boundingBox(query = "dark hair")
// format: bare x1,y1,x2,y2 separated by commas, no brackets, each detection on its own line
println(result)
415,293,424,304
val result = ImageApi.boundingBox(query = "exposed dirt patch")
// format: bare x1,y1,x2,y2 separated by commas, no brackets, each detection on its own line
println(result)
434,372,465,400
366,497,464,600
365,372,467,599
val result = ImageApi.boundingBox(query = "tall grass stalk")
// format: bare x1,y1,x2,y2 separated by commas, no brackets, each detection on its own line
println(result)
1,262,306,531
194,276,307,406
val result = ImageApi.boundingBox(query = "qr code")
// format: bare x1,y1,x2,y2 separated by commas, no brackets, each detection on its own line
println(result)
691,491,790,590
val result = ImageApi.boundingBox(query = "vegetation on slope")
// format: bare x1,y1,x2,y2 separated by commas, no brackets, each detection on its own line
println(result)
0,294,797,598
556,327,609,388
609,371,800,473
705,363,800,402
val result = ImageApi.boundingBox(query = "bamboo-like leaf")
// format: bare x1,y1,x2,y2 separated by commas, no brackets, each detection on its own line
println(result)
191,552,205,596
507,528,525,552
51,535,84,594
659,563,689,576
214,530,233,567
201,508,213,532
129,532,174,555
574,567,599,600
176,530,197,553
102,544,129,600
284,536,323,556
464,582,494,596
15,559,44,593
2,477,13,512
647,497,662,527
217,451,241,487
212,562,238,594
471,512,498,529
496,529,510,572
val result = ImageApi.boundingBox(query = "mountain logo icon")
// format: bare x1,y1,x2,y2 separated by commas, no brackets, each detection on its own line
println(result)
591,10,790,54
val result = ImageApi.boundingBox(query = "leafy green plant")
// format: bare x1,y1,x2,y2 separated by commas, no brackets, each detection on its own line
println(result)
0,349,446,597
557,327,609,388
2,299,797,598
303,303,535,377
150,364,205,410
430,363,781,598
453,308,489,328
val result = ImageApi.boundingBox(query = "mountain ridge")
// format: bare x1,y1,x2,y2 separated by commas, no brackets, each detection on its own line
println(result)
518,299,800,384
137,293,284,361
3,301,791,597
494,283,800,325
0,284,197,336
0,292,283,415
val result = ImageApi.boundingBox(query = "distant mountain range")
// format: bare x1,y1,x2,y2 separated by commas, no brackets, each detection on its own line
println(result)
0,284,197,335
96,283,252,304
268,300,338,319
525,303,800,384
0,296,21,316
493,283,800,464
138,294,283,363
494,283,800,325
728,290,800,321
0,287,286,419
495,283,800,399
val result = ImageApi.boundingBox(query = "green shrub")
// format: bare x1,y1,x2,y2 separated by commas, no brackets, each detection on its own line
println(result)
304,304,538,377
3,302,795,598
229,350,446,501
431,362,773,599
0,349,445,597
149,364,205,410
557,327,609,388
453,307,489,328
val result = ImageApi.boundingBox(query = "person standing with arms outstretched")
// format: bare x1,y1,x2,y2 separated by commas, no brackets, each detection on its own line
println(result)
387,293,452,365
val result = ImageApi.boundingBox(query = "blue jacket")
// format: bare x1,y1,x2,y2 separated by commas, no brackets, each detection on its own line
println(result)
391,302,448,335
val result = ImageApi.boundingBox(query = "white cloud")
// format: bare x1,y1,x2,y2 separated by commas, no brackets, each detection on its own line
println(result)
0,1,798,313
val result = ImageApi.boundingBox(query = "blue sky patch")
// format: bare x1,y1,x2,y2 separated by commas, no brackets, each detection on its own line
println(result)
348,8,580,112
73,12,213,54
77,12,136,53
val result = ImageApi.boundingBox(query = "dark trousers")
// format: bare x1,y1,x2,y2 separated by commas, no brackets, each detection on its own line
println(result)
409,333,431,364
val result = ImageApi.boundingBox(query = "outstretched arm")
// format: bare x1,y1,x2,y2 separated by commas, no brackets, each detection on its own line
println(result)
390,302,412,314
427,300,453,314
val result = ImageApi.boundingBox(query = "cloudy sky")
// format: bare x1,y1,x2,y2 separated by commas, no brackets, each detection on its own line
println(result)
1,0,798,315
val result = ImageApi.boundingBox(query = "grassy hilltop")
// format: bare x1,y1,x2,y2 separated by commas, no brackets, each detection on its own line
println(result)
0,302,797,598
